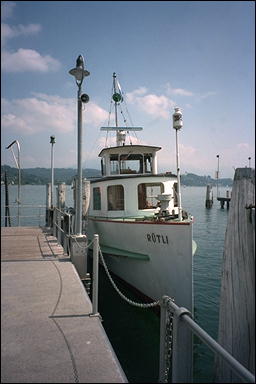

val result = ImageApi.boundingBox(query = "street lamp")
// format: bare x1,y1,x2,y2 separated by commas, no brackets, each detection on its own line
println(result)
172,107,183,221
69,55,90,235
248,157,251,168
6,140,21,226
50,136,56,208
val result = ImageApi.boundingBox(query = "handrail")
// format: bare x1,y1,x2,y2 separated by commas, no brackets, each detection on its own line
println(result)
160,296,255,383
1,204,46,226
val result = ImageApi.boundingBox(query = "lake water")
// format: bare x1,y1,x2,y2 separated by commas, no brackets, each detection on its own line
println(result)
1,184,232,382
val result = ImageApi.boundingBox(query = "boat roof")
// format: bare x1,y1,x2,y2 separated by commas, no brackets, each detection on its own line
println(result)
89,173,177,183
98,144,161,157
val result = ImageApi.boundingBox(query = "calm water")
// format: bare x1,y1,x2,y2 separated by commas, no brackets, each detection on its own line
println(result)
1,184,231,382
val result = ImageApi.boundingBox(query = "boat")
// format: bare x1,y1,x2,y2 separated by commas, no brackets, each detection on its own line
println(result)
87,73,195,312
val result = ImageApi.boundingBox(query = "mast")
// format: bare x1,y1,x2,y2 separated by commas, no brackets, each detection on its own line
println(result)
101,73,143,146
113,72,119,128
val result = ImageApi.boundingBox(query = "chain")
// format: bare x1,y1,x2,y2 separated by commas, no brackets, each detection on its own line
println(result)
163,298,174,382
99,247,160,308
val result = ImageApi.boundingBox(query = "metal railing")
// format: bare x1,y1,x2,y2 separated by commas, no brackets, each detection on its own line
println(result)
158,296,255,383
1,204,46,227
52,206,73,254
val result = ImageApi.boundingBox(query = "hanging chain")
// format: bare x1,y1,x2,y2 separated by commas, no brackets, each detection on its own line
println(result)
99,246,160,308
163,299,174,382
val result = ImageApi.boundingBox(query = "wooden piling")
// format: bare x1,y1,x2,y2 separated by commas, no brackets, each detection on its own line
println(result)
205,184,213,208
215,168,255,382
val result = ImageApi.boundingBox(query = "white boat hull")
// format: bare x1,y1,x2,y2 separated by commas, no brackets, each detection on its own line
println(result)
88,217,193,312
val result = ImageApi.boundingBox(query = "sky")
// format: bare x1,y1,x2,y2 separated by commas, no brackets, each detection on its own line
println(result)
1,1,255,178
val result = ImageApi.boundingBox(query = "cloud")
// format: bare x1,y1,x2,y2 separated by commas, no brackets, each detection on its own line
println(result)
1,94,108,135
1,23,41,44
198,91,217,100
237,143,249,149
126,87,176,119
1,5,60,74
2,49,61,72
165,82,194,97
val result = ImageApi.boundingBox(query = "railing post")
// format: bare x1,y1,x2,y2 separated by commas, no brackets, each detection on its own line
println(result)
158,296,168,383
171,306,193,383
53,208,57,237
45,183,51,226
92,234,99,315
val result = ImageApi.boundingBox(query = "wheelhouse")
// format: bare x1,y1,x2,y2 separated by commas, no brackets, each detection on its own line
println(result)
99,145,161,176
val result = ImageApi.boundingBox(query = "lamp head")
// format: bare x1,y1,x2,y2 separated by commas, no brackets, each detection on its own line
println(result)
69,54,90,83
50,135,56,144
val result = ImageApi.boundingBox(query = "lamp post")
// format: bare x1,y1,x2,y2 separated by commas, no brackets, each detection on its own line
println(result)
50,136,56,208
6,140,21,226
69,55,90,235
248,157,251,168
216,155,220,198
172,107,183,221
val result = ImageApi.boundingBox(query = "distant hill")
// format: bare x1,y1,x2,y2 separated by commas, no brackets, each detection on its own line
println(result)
1,165,101,185
181,173,233,187
1,166,233,186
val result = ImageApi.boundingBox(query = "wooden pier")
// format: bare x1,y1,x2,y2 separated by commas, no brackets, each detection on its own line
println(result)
1,226,127,383
217,196,231,209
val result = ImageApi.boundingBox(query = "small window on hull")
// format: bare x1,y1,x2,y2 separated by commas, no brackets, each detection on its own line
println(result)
173,183,178,207
93,187,101,210
138,183,164,209
107,185,124,210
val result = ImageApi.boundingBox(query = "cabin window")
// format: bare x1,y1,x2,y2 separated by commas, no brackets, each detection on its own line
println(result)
93,187,101,210
101,158,106,176
144,154,153,173
138,183,164,209
173,183,178,207
107,185,124,210
120,154,143,174
110,154,119,175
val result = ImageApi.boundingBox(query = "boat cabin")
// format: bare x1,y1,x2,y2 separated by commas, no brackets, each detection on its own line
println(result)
99,145,161,176
88,144,179,219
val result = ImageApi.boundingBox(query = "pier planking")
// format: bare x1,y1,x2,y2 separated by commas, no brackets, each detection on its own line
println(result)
1,227,127,383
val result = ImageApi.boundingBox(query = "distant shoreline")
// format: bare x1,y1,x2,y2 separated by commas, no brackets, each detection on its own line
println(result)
1,164,233,187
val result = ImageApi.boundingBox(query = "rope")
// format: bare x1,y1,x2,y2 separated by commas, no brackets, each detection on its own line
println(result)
98,246,160,308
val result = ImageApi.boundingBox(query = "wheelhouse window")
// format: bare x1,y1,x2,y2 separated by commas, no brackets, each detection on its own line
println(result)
93,187,101,210
138,183,164,209
173,183,178,207
144,154,153,173
120,154,143,174
110,154,119,175
107,185,124,210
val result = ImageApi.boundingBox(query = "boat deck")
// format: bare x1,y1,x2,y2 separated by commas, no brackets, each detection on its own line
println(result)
1,226,127,383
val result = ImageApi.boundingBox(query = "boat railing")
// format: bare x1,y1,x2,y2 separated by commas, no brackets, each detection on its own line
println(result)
1,204,46,227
